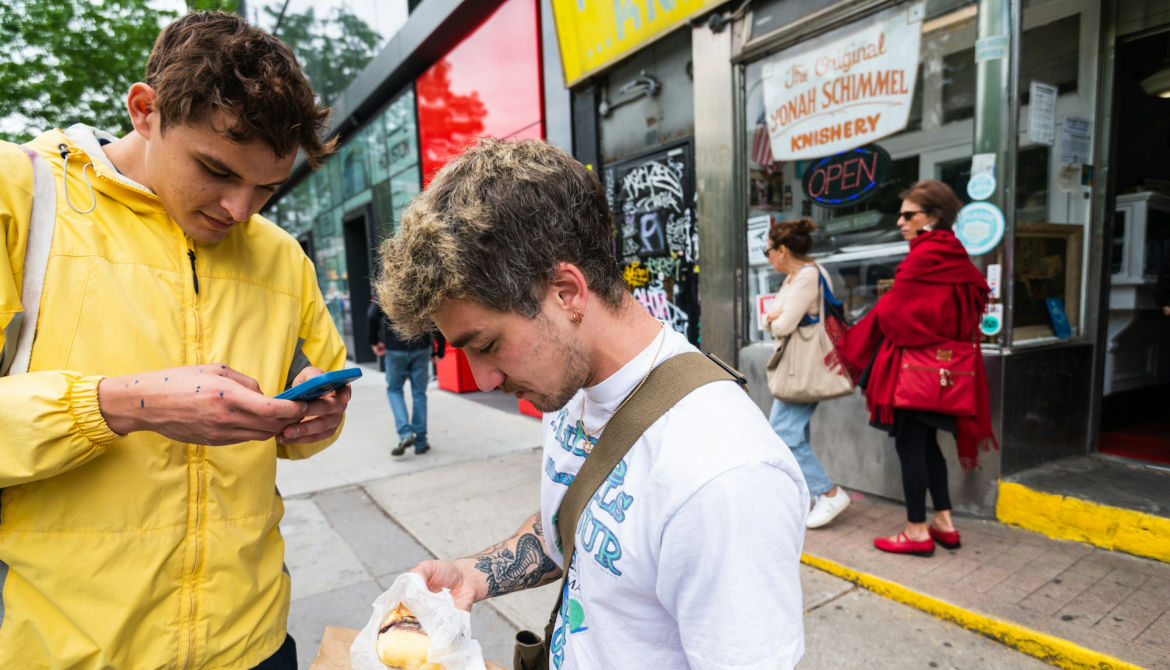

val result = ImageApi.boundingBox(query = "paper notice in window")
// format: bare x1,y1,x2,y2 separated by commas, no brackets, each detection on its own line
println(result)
1059,117,1092,165
1027,81,1057,146
758,294,776,332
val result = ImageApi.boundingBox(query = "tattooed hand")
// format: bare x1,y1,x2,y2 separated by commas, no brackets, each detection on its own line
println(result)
411,559,481,611
410,512,561,611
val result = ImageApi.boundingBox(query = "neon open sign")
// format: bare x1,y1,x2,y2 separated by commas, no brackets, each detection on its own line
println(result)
802,144,891,209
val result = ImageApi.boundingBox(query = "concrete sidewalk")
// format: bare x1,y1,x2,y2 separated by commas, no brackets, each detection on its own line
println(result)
802,492,1170,669
275,366,1160,669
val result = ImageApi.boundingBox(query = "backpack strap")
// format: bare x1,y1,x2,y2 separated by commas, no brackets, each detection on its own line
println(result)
537,351,747,659
1,147,57,377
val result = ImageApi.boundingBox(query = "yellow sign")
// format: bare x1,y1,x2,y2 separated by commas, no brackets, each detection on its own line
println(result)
551,0,723,86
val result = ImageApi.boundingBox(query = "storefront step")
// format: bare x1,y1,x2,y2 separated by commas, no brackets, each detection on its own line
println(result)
997,455,1170,564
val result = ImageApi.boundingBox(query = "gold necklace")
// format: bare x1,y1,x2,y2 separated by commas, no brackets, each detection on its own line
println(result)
577,323,666,455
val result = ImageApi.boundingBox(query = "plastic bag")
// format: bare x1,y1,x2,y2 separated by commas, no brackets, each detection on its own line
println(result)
350,572,487,670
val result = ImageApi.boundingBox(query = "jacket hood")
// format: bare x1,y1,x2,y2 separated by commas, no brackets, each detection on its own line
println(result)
30,124,165,218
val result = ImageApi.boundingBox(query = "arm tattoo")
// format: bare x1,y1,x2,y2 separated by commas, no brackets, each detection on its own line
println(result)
474,513,559,597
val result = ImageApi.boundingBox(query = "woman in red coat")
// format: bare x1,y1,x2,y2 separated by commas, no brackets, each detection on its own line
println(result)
839,180,997,556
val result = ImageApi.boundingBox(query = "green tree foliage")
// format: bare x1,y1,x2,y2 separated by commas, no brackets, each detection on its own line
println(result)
0,0,178,142
191,0,239,12
0,0,380,143
267,4,382,105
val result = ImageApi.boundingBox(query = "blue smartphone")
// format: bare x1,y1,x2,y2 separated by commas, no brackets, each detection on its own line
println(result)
275,367,363,401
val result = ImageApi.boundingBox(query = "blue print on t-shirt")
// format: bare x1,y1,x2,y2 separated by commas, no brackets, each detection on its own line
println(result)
551,577,570,669
552,408,593,457
575,462,634,576
578,506,622,574
593,460,633,522
545,457,575,486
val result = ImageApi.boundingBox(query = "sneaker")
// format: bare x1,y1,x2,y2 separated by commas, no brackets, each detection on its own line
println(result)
806,487,851,529
391,435,413,456
414,442,430,455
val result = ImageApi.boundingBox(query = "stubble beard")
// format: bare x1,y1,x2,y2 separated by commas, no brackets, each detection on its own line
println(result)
525,326,592,413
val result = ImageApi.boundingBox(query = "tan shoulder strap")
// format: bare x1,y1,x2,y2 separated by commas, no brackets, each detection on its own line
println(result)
1,148,56,377
542,351,747,645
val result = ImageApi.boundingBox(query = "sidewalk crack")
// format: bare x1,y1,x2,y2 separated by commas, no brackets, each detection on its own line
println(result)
804,585,858,614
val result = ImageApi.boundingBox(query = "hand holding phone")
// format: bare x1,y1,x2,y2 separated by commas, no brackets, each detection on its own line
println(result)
276,367,363,401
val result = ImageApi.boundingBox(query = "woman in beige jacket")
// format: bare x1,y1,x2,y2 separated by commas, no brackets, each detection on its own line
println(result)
764,218,851,528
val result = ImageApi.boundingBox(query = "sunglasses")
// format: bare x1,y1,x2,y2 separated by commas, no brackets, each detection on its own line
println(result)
898,210,927,220
763,244,776,259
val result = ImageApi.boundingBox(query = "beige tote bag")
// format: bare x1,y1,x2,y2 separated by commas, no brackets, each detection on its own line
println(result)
765,273,853,403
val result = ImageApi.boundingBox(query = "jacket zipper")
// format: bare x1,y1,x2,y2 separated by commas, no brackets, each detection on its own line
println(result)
188,249,200,294
179,235,205,670
901,363,975,388
901,364,975,375
68,138,209,667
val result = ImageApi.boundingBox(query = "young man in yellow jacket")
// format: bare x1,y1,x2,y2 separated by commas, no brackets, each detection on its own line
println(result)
0,12,351,669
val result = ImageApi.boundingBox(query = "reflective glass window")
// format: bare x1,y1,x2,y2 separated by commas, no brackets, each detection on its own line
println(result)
1010,0,1096,343
743,0,979,343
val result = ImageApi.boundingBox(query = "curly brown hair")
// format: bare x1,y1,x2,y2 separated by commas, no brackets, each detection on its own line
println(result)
768,217,818,256
145,12,335,166
375,138,626,338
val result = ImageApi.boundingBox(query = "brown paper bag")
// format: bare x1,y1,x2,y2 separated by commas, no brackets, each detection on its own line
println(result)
309,626,506,670
311,627,359,670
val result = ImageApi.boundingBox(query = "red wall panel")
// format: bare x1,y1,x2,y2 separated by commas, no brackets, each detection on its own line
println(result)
417,0,544,394
416,0,544,185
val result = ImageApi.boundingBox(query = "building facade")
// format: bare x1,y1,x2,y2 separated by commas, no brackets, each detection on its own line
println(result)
268,0,1170,516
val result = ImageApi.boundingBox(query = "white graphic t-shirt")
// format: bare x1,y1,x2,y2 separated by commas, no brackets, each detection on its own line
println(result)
539,327,810,670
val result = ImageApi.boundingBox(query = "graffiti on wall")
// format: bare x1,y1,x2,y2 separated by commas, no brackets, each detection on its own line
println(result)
606,141,699,343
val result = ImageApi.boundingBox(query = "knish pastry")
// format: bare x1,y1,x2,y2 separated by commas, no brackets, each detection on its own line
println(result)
376,603,440,670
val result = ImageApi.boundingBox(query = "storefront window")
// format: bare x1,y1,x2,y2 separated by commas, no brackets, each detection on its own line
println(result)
744,0,979,343
1010,0,1098,343
384,90,421,237
340,141,370,202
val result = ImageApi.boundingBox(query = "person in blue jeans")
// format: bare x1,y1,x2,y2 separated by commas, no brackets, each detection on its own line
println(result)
764,218,850,528
368,300,446,455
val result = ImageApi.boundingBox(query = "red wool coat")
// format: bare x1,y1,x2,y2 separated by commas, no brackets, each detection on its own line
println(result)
839,229,998,472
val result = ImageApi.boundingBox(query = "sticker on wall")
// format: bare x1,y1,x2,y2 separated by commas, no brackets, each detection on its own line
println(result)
986,263,1001,299
953,202,1005,256
757,293,777,331
966,172,996,201
1027,81,1058,146
971,153,996,177
975,35,1008,62
747,215,772,267
981,303,1003,337
968,153,996,200
1059,117,1092,165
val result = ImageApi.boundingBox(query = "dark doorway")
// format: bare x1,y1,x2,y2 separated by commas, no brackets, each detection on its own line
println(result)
297,232,314,260
1097,29,1170,464
343,208,377,364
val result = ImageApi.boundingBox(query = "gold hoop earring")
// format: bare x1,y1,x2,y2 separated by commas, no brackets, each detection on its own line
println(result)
570,308,583,325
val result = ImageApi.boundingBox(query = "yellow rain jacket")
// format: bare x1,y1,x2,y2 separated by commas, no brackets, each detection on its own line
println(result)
0,126,346,669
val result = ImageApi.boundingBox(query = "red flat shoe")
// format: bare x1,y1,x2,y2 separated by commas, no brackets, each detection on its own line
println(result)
929,525,961,550
874,532,935,557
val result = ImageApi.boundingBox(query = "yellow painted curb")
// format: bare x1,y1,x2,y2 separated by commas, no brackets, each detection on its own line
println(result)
800,552,1142,670
996,480,1170,563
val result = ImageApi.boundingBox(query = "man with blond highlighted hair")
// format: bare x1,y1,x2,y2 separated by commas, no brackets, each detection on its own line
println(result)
0,12,349,669
377,139,809,669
